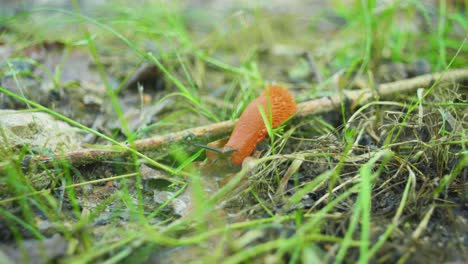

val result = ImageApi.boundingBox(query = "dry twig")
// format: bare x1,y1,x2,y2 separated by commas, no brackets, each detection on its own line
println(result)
19,68,468,169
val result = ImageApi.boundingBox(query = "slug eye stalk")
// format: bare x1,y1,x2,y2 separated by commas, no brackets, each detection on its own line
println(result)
193,143,237,155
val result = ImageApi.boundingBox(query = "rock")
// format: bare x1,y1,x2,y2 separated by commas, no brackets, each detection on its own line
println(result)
0,234,68,264
153,189,193,217
0,110,83,153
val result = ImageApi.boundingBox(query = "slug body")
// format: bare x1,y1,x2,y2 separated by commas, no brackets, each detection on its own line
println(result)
225,85,297,164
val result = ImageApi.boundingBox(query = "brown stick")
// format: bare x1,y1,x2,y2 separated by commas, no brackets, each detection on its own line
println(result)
296,68,468,117
21,68,468,168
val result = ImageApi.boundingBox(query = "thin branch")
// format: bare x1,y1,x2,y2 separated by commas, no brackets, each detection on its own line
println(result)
295,68,468,117
16,68,468,169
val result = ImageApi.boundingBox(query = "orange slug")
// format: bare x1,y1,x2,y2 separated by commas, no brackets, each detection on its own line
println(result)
224,85,297,164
